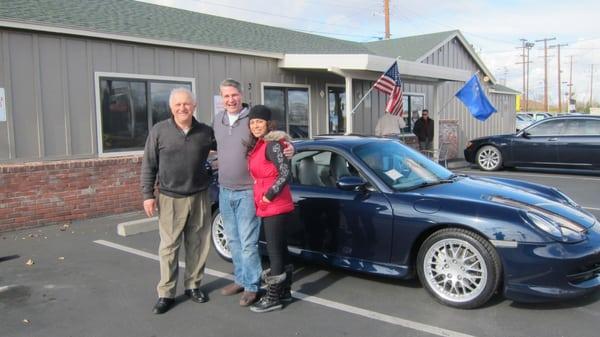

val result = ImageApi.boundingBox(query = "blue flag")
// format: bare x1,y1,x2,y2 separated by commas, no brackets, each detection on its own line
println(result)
455,75,497,121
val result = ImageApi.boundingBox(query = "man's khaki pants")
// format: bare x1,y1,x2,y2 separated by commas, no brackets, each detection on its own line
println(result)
156,190,211,298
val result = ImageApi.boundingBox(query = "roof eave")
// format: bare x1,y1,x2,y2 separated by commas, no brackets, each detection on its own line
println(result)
0,19,285,60
489,89,519,96
280,54,471,82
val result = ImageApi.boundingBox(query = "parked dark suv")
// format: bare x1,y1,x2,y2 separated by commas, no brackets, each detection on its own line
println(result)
464,115,600,171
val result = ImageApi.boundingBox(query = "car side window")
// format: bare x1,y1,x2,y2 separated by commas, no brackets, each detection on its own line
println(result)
527,120,567,136
292,150,358,188
582,119,600,135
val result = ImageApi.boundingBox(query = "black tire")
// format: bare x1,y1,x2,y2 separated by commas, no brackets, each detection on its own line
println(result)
475,145,503,171
210,209,232,262
416,228,502,309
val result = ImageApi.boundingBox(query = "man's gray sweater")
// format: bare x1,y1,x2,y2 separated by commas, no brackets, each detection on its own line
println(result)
213,106,253,190
141,118,215,199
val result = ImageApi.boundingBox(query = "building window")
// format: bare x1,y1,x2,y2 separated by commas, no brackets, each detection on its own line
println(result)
97,75,193,153
263,86,309,138
402,94,424,133
327,86,345,134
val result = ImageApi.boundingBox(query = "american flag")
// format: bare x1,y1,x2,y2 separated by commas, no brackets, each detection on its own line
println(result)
373,61,404,116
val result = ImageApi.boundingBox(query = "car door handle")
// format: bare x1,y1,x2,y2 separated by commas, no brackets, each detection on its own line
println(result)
547,137,558,141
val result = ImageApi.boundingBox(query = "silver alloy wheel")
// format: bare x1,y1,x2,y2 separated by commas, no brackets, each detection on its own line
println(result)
422,238,488,304
211,211,232,261
476,145,501,171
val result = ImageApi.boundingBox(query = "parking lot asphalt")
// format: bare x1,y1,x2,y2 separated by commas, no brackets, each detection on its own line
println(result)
2,169,600,337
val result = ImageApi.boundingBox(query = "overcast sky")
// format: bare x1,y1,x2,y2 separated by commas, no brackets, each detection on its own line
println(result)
138,0,600,107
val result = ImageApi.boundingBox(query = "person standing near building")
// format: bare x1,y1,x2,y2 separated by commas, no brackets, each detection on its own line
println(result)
214,79,260,307
214,79,294,307
412,109,434,152
141,87,214,314
374,112,406,137
245,105,294,313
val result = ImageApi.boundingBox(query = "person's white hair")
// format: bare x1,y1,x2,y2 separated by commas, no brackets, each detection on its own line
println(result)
169,87,196,106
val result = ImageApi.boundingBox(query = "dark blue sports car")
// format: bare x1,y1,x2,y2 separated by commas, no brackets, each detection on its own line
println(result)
211,136,600,308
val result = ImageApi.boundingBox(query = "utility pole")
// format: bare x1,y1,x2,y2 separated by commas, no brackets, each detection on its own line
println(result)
384,0,390,39
568,56,573,112
518,39,527,109
591,64,595,108
517,40,535,111
525,42,534,111
536,37,556,111
550,43,568,113
501,67,508,85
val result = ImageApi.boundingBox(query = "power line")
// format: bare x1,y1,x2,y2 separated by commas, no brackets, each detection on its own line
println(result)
188,0,377,32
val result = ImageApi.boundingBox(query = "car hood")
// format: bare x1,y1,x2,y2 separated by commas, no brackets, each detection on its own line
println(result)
415,175,597,229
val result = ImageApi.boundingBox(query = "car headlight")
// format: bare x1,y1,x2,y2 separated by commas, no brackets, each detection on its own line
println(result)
525,211,586,242
490,195,587,242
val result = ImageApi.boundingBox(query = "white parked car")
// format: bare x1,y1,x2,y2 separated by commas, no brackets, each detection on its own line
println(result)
516,113,534,131
525,112,553,121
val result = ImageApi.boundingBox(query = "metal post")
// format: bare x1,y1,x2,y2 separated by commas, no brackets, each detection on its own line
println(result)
345,76,354,135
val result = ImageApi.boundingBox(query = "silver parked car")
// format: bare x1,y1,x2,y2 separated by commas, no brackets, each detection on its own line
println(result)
516,113,534,131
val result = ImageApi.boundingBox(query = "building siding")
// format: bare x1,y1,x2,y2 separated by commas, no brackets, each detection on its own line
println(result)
349,37,516,156
0,28,343,162
420,37,515,155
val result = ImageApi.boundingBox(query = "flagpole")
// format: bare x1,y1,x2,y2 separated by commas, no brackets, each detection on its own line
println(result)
437,71,480,118
350,85,376,114
349,56,401,114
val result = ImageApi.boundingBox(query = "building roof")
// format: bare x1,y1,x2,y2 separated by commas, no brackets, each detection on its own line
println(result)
0,0,516,91
363,30,457,61
490,83,521,95
0,0,369,55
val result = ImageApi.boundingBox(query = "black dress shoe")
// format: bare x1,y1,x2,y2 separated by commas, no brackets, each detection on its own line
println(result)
152,297,175,314
185,288,208,303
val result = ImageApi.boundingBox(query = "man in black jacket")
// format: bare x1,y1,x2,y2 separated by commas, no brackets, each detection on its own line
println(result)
141,87,215,314
412,109,434,153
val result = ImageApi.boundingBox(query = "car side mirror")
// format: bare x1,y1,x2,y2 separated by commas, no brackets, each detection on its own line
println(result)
336,176,367,191
521,131,530,138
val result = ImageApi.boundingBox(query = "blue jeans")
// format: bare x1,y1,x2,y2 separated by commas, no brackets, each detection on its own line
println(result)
219,187,261,292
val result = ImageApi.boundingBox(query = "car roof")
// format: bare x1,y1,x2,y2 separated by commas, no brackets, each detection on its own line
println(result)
539,115,600,120
292,135,396,150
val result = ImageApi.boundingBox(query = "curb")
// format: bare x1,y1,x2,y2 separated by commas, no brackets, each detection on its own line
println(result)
117,217,158,236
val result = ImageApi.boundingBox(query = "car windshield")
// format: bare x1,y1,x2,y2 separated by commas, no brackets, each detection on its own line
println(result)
353,141,454,191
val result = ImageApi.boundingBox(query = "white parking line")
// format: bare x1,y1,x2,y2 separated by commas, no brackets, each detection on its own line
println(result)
94,239,476,337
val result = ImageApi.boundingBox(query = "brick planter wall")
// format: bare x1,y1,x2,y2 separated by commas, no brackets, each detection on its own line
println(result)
0,156,143,232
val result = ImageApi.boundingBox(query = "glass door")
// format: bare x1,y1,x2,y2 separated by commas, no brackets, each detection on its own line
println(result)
328,87,345,134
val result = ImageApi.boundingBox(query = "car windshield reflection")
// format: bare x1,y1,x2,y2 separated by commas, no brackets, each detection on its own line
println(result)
353,141,453,191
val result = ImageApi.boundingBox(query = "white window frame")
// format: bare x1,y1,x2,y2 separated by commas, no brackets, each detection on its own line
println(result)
94,72,195,156
261,82,312,138
325,84,346,134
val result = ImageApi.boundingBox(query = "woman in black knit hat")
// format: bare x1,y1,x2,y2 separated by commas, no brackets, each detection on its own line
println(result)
245,105,295,313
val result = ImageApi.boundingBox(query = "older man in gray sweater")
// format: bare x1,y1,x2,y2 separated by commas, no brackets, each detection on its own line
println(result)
141,87,215,314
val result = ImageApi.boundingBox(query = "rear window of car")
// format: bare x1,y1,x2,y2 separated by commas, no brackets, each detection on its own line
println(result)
564,119,600,135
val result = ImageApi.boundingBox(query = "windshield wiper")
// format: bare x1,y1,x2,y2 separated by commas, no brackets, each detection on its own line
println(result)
402,179,454,191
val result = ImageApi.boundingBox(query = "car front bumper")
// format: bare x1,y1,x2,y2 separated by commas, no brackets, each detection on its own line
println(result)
463,144,477,164
500,223,600,303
